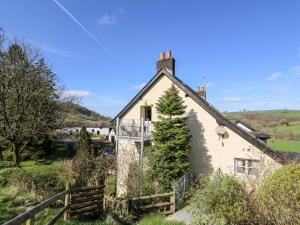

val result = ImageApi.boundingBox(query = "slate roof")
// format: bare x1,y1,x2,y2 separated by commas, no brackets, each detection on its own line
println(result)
112,67,295,164
235,120,271,140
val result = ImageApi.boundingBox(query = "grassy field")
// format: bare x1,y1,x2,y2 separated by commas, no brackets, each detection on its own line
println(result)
226,109,300,119
264,121,300,135
20,160,64,172
225,110,300,152
267,139,300,153
261,109,300,118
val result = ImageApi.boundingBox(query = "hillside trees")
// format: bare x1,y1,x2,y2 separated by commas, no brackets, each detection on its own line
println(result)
146,85,191,192
0,39,62,165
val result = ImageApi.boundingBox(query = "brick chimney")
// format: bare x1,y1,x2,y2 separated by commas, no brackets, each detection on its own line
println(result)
197,85,206,100
156,50,175,75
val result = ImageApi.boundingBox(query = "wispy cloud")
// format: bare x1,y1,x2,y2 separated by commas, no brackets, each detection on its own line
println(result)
62,90,93,98
38,44,96,62
243,85,256,91
266,72,282,81
53,0,110,55
220,96,249,104
265,65,300,81
117,7,127,15
288,66,300,76
98,7,127,26
131,82,146,90
98,14,117,25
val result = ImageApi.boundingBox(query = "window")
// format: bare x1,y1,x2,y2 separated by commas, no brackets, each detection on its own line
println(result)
235,158,259,175
144,106,152,121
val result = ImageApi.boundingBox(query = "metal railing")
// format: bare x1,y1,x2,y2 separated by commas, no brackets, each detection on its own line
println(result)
117,119,153,138
172,170,194,210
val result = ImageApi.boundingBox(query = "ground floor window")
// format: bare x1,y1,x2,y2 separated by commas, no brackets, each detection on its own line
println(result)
235,158,259,175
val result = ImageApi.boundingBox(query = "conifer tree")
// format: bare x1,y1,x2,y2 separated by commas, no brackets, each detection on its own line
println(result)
72,127,94,186
146,85,191,192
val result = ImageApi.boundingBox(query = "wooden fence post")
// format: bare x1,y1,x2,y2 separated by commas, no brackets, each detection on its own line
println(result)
64,183,70,221
170,191,175,213
96,176,105,213
25,216,34,225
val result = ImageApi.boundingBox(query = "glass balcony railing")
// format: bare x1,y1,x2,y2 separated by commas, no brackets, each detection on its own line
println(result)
117,119,153,138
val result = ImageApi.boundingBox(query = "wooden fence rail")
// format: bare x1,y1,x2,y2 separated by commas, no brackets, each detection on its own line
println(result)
129,192,175,216
3,183,105,225
3,189,71,225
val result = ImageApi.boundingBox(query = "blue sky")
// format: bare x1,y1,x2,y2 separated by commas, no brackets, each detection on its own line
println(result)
1,0,300,116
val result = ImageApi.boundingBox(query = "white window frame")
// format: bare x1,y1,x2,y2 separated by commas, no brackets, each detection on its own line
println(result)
235,158,259,175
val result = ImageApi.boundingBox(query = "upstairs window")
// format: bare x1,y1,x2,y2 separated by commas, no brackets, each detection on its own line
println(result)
235,158,259,175
144,106,152,121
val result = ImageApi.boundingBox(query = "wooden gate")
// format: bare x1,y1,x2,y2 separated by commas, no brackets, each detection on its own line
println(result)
3,184,105,225
129,192,175,217
67,186,105,218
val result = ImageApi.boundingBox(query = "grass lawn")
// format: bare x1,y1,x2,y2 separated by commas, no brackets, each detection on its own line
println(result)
137,215,185,225
20,160,64,172
262,109,300,118
264,121,300,135
0,187,27,224
267,139,300,153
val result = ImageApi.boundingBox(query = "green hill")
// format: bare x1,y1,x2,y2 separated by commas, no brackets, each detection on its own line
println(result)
224,110,300,153
60,102,111,128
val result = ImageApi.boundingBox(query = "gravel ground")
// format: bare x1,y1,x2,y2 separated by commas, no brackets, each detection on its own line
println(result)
167,206,193,224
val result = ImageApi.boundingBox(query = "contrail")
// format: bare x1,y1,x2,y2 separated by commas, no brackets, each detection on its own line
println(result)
53,0,110,55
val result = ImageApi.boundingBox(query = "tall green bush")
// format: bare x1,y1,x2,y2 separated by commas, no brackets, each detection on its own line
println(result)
190,175,249,225
256,164,300,225
72,127,93,186
146,85,191,192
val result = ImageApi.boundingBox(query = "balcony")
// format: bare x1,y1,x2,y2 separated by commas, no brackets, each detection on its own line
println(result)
116,119,153,140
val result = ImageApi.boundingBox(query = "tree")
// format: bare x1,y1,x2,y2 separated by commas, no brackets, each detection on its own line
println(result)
72,127,114,186
72,127,93,186
146,85,191,192
0,41,61,166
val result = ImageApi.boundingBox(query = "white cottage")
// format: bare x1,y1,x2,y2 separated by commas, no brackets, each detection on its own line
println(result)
113,51,286,196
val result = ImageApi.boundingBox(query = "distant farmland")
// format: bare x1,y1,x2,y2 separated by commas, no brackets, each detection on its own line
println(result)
225,110,300,153
268,139,300,153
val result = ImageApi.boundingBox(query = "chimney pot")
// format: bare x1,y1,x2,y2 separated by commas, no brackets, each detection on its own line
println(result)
156,50,175,75
167,50,172,59
197,84,207,100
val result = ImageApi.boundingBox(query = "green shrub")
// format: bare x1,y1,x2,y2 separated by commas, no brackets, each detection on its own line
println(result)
256,164,300,225
0,161,15,169
0,167,25,187
190,175,249,225
0,187,32,224
0,166,69,198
